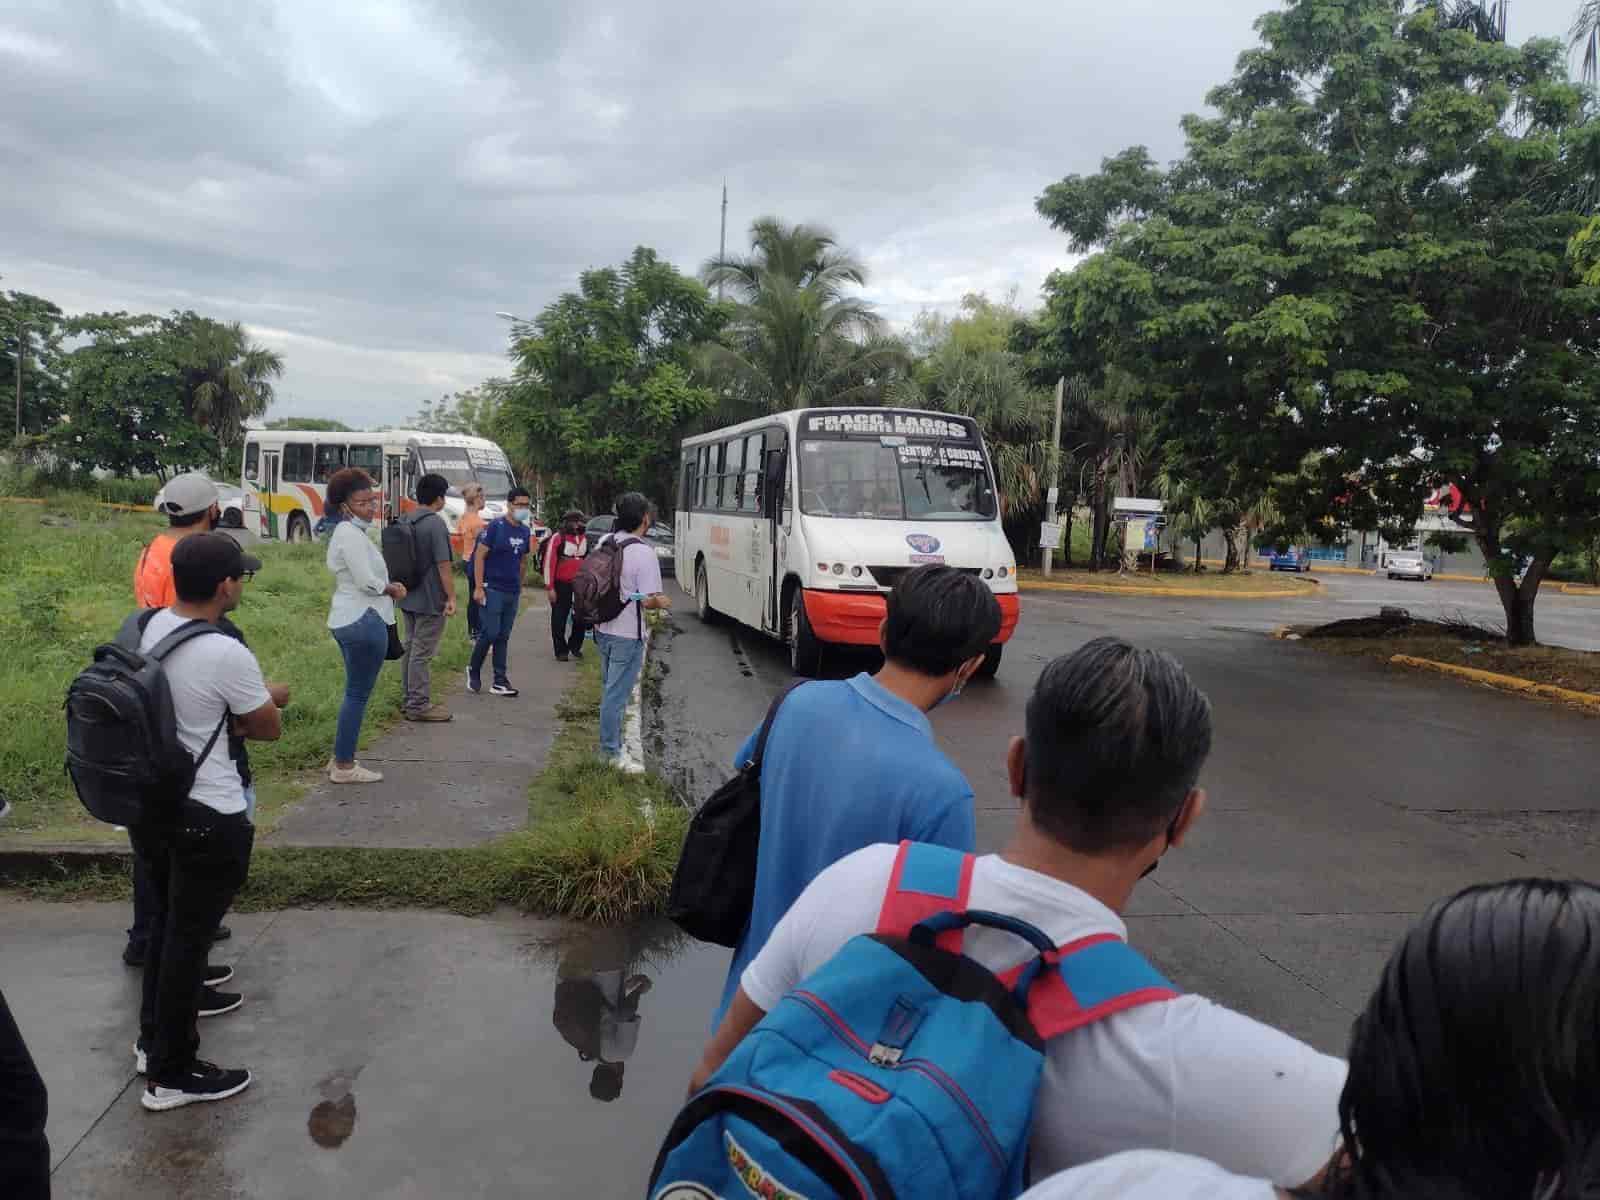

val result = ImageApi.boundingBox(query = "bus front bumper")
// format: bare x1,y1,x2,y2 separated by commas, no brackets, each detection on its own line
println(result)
802,589,1019,647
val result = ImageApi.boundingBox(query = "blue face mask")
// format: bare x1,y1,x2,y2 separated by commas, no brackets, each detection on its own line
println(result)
513,507,532,524
934,683,963,710
347,513,372,531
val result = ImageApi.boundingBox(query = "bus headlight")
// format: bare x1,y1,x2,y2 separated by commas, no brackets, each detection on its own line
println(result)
850,566,863,577
832,563,844,575
983,568,994,579
998,566,1010,578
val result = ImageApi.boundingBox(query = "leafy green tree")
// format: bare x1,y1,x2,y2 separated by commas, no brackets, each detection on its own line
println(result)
54,314,215,478
1,288,67,450
166,313,283,462
704,217,905,414
413,379,510,440
265,417,352,432
1034,0,1600,642
499,248,725,513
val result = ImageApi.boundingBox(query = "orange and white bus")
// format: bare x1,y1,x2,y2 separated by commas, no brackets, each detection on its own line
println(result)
240,429,531,553
675,408,1020,677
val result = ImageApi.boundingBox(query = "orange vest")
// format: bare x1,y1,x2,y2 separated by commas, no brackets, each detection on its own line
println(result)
133,534,179,609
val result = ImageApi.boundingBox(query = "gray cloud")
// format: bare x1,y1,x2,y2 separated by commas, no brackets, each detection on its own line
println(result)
0,0,1583,425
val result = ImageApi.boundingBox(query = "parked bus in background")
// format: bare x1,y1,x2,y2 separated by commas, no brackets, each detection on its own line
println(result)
676,408,1020,677
240,429,539,554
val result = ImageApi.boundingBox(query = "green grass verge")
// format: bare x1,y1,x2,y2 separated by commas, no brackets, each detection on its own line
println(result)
5,625,689,923
0,497,470,844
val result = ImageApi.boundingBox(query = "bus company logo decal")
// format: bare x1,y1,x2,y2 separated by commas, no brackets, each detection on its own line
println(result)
805,411,968,440
724,1131,810,1200
906,534,941,555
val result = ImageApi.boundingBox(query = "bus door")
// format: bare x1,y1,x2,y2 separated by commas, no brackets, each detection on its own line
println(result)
383,453,406,526
762,432,788,633
260,450,281,540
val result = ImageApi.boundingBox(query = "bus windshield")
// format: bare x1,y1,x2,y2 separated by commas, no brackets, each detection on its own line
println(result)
798,438,996,520
419,447,515,500
474,466,515,500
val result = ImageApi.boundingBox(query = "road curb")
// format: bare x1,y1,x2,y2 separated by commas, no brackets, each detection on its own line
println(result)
1388,654,1600,713
1560,583,1600,597
0,844,130,883
1019,577,1319,600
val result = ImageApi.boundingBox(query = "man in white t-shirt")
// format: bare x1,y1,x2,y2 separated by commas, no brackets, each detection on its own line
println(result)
689,637,1347,1189
128,534,283,1113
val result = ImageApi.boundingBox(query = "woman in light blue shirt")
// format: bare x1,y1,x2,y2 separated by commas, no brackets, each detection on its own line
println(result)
323,468,406,784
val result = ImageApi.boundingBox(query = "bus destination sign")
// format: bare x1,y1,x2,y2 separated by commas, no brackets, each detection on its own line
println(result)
804,411,973,440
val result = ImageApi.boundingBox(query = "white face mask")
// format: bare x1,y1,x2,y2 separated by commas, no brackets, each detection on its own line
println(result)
346,509,372,531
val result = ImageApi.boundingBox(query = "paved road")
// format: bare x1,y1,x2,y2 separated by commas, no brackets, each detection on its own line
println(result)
653,578,1600,1055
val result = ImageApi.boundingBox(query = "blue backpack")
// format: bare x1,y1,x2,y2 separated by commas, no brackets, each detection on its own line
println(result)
647,841,1178,1200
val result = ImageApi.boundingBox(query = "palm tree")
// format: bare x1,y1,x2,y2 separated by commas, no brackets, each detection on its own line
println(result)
703,218,897,411
1427,0,1508,40
169,315,283,456
1574,1,1600,82
1064,372,1158,570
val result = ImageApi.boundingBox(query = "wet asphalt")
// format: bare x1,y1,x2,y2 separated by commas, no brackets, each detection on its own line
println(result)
8,571,1597,1196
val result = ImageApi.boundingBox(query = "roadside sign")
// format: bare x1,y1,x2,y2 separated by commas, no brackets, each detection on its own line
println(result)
1046,486,1059,507
1038,522,1062,549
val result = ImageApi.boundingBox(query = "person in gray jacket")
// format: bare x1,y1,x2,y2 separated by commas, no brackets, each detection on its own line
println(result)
398,473,458,722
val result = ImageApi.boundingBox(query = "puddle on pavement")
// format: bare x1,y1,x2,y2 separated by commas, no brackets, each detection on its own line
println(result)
308,1066,362,1149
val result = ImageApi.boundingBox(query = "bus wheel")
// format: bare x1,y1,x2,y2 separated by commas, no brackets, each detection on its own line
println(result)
976,643,1003,679
695,562,719,624
789,590,823,677
286,513,311,544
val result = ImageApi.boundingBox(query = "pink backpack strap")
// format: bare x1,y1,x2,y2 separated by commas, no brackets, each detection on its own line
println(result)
997,932,1179,1040
874,841,976,954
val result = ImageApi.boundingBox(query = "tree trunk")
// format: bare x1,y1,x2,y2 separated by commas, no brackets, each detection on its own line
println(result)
1222,524,1242,573
1061,504,1074,568
1480,534,1553,647
1193,532,1202,572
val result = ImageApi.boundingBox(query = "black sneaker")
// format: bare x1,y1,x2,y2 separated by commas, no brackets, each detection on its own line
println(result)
490,682,519,697
205,963,234,986
570,649,583,661
122,941,147,968
212,924,232,943
555,654,569,663
141,1060,252,1111
198,987,243,1018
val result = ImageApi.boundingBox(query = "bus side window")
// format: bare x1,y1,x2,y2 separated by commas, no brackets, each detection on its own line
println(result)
282,442,313,483
740,433,762,513
725,437,746,511
315,443,346,483
681,454,696,513
696,446,711,509
712,442,728,509
244,442,259,482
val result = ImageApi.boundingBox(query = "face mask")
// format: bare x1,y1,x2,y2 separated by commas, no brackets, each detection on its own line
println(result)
514,507,532,523
347,512,372,531
934,683,963,710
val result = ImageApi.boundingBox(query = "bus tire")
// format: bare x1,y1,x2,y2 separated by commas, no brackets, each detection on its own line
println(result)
977,643,1003,679
789,589,823,677
695,561,719,625
286,513,311,544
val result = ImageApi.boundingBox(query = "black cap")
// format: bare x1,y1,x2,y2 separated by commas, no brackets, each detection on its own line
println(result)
171,533,263,598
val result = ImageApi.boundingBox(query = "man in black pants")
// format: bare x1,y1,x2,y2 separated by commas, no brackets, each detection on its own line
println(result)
0,989,49,1198
129,534,282,1110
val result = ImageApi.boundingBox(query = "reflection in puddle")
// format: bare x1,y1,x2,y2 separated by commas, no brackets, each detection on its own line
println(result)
532,920,691,1104
308,1066,363,1149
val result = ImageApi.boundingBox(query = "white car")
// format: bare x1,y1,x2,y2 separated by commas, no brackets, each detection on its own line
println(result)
152,477,246,528
1386,552,1433,581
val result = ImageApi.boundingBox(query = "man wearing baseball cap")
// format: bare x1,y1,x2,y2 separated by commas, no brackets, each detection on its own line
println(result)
130,533,280,1111
134,472,225,609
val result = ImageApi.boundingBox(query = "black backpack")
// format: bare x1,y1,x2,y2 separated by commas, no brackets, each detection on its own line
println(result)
667,681,806,946
380,513,429,591
64,611,230,827
572,535,642,628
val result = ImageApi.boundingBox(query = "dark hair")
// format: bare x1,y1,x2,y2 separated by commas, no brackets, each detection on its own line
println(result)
416,473,449,506
1023,637,1212,853
615,492,652,533
508,486,532,505
881,565,1001,676
562,510,585,525
168,508,212,530
590,1062,624,1102
325,468,375,512
1314,880,1600,1200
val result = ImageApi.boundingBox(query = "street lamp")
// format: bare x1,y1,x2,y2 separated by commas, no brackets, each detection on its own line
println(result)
495,311,530,323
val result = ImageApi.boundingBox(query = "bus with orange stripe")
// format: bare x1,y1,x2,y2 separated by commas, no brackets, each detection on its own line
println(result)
240,429,536,554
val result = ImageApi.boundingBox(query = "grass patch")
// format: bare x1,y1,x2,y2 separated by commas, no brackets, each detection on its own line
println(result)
4,628,691,924
0,497,470,844
1295,615,1600,699
1016,565,1313,593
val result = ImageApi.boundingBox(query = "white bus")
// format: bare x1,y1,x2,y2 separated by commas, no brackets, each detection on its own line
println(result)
675,407,1020,677
241,429,534,554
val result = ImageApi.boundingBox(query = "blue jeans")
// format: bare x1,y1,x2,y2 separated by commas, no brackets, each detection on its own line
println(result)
596,632,646,759
332,608,388,764
469,588,519,685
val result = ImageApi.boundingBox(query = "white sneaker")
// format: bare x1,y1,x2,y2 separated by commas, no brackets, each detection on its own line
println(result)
329,764,383,784
612,755,646,776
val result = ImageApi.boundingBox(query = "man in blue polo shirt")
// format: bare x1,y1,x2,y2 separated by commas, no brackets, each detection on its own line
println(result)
469,485,537,698
710,564,1002,1027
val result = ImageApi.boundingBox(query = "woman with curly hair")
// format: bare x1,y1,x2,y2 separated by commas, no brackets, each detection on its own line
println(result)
323,468,406,784
1023,878,1600,1199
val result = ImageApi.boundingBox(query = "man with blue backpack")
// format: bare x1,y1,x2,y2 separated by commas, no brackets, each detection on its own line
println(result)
659,638,1345,1198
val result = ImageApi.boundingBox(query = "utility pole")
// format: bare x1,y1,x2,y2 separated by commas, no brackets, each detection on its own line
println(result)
1041,376,1064,577
13,316,23,443
717,181,728,301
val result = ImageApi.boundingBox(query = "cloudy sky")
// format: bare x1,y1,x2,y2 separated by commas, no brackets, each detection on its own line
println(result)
0,0,1584,427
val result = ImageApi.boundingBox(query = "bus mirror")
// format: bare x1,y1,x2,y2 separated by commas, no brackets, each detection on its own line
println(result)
764,449,786,518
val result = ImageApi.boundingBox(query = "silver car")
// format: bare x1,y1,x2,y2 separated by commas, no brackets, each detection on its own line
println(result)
1386,552,1433,581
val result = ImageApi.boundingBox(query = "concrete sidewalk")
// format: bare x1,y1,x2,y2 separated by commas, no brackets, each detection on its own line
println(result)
4,897,726,1198
267,592,572,849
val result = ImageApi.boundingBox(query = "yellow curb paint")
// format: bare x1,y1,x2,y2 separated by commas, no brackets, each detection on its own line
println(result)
1018,578,1318,600
0,496,155,514
1560,583,1600,597
1388,654,1600,712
